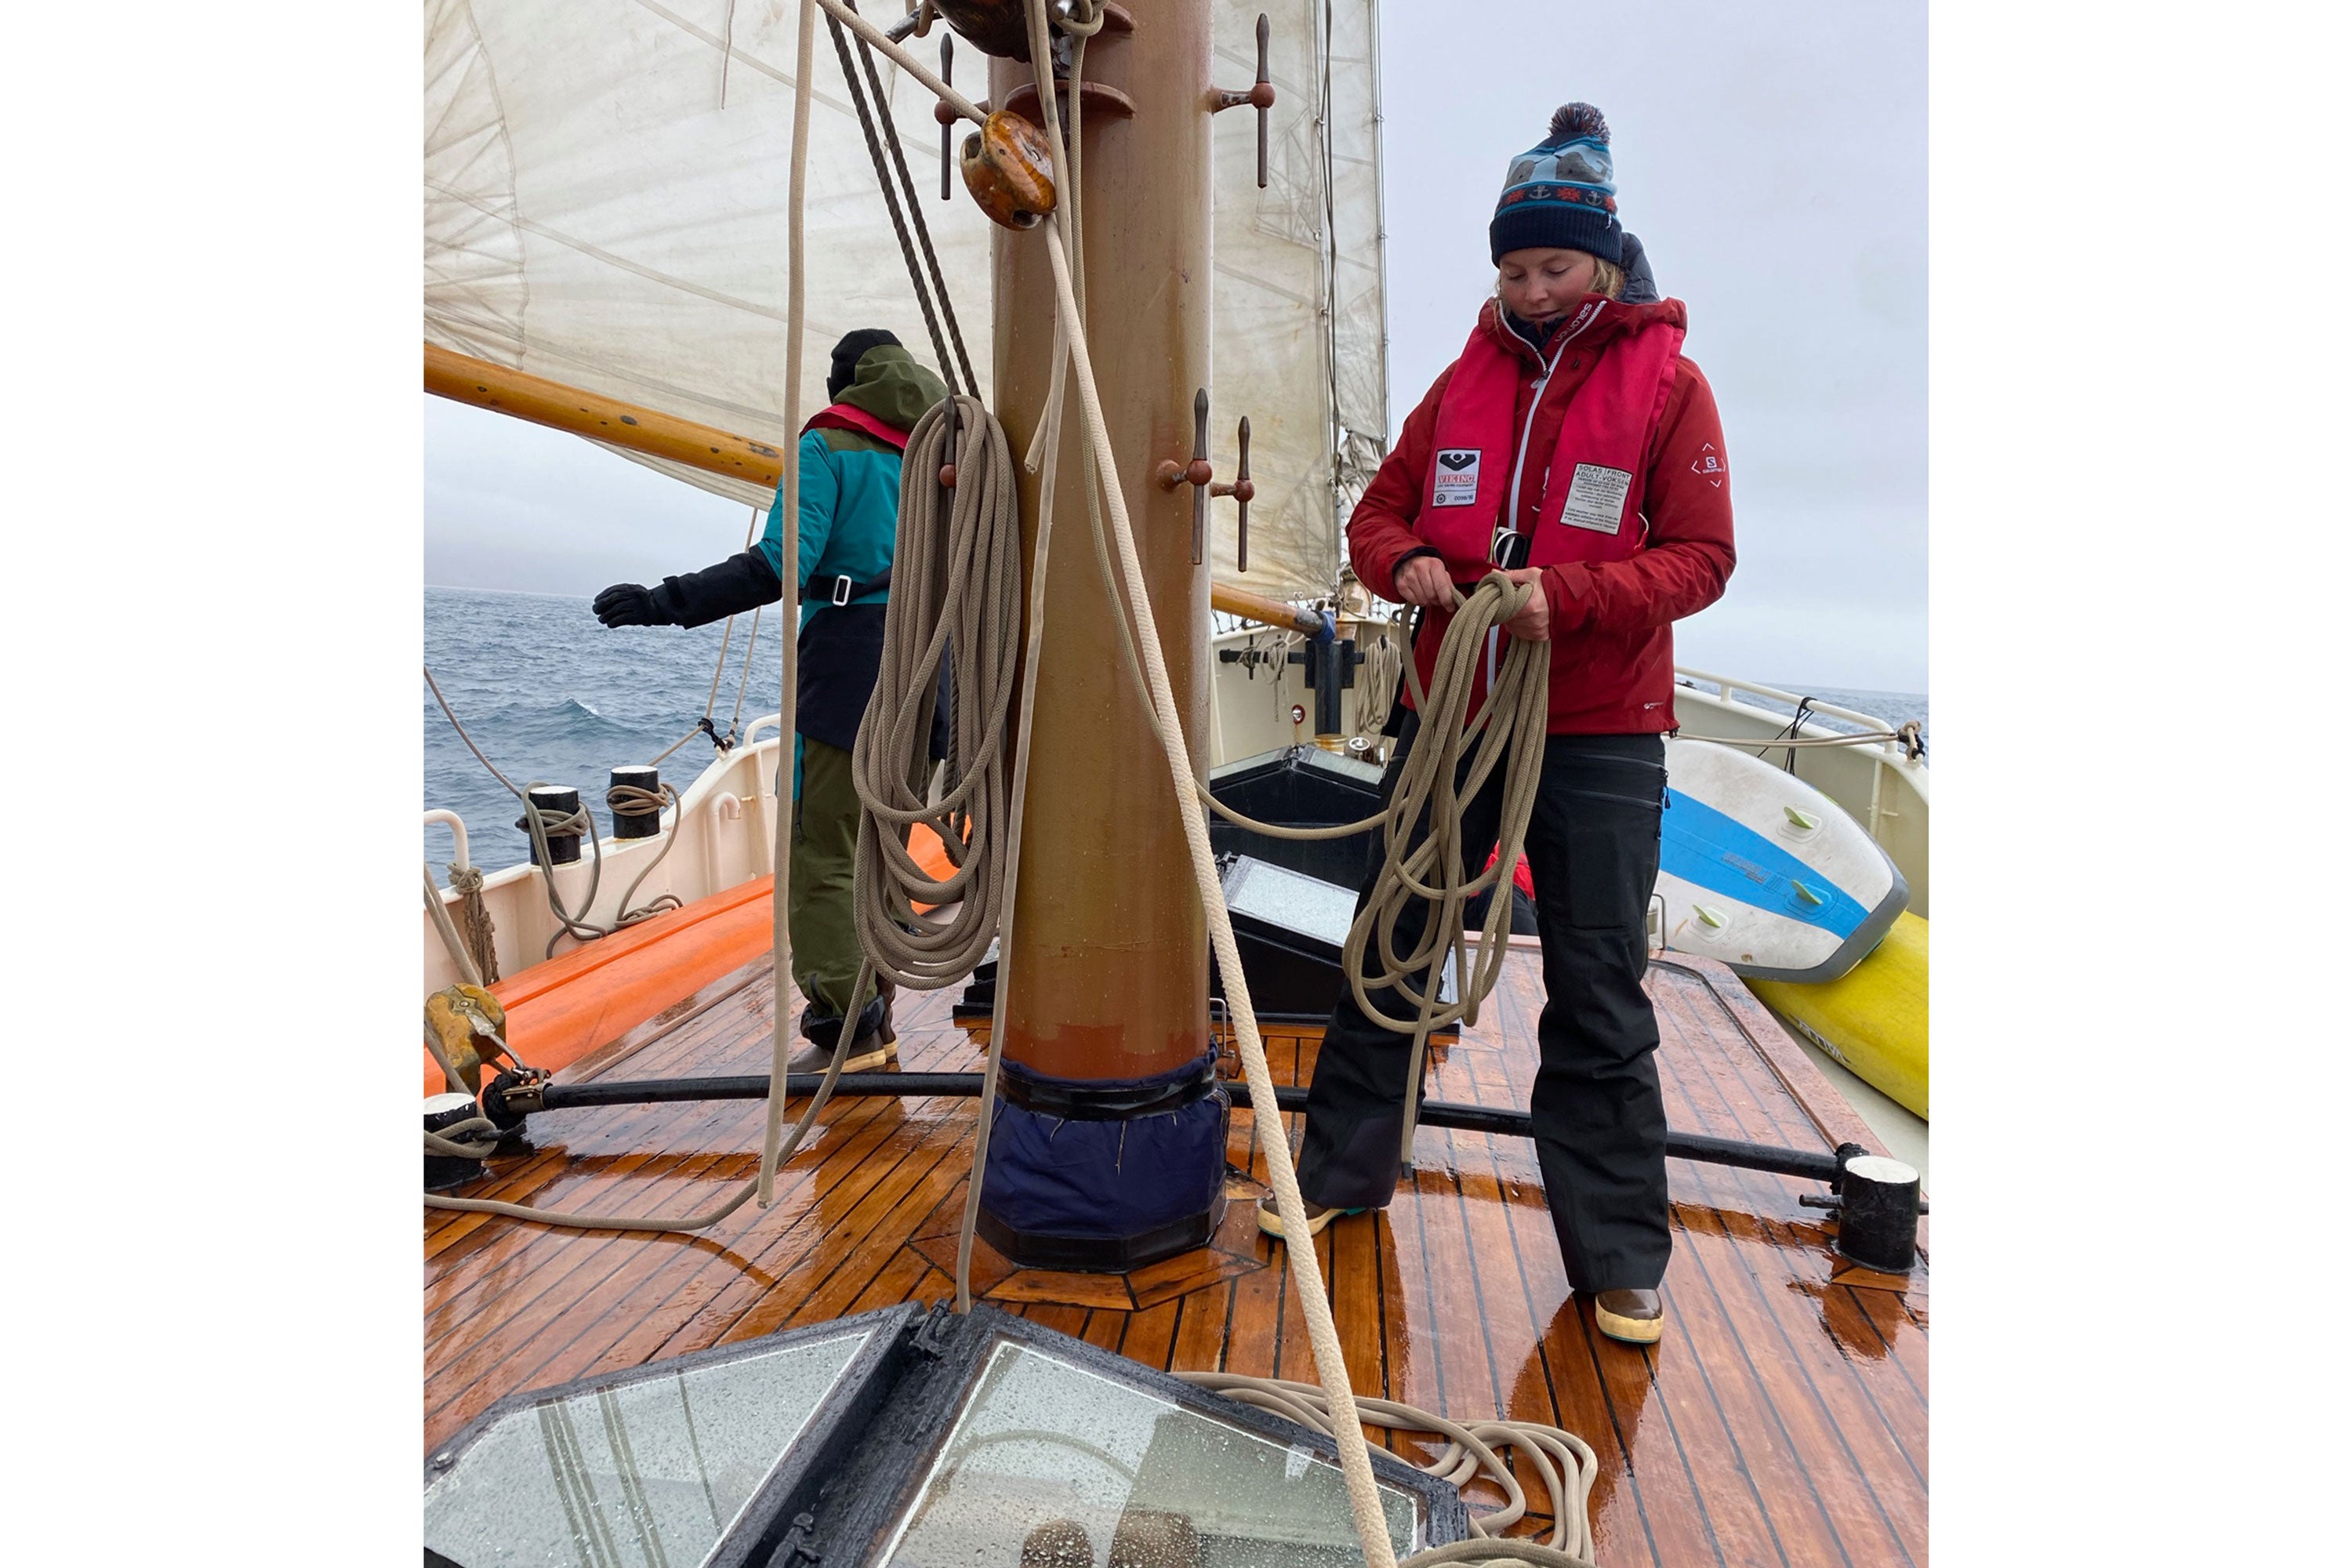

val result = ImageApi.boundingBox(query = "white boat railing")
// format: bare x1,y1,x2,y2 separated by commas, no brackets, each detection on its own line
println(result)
423,808,472,875
1668,668,1929,915
1671,666,1917,753
422,714,787,997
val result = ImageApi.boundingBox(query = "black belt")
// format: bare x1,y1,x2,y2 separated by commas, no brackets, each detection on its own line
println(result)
809,565,892,607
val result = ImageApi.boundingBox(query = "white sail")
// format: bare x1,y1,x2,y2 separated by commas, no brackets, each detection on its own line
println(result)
1207,0,1388,598
424,0,1385,596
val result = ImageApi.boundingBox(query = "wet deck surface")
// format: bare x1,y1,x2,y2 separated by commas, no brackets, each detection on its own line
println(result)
424,947,1927,1566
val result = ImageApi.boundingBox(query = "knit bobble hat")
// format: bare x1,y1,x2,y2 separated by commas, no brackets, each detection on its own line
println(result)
1488,103,1622,267
827,327,902,402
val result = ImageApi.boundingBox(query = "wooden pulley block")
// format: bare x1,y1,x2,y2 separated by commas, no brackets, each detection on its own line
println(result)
960,110,1057,230
931,0,1033,61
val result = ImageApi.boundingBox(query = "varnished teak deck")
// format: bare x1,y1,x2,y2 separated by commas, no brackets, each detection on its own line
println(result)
424,948,1926,1566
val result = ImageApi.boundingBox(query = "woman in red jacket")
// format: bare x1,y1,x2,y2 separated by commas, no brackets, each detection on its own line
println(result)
1265,103,1736,1348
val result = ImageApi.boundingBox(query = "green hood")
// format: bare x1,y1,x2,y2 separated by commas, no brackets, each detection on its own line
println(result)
837,345,947,432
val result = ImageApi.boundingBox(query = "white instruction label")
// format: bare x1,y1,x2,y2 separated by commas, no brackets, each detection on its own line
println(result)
1559,463,1633,535
1432,448,1482,507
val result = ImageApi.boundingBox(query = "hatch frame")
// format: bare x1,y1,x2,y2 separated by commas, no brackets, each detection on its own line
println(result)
423,1301,924,1568
786,1301,1470,1566
423,1299,1470,1568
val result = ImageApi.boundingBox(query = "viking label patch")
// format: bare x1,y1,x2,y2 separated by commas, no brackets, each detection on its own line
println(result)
1432,448,1481,507
1559,462,1634,534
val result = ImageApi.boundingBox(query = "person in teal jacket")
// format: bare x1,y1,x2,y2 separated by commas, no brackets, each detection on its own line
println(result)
594,329,948,1071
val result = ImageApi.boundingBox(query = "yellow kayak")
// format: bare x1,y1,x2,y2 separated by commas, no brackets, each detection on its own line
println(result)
1747,911,1929,1119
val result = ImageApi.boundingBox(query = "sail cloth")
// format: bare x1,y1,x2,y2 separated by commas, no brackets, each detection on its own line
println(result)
424,0,1387,598
1208,0,1388,598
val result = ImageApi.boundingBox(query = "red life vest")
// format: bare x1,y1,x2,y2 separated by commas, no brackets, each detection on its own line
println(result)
1417,299,1684,572
804,401,912,451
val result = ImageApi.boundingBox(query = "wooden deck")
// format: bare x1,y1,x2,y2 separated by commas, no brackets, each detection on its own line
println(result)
424,946,1927,1566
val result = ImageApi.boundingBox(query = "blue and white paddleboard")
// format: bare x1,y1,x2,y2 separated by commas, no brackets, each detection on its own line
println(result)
1656,739,1907,985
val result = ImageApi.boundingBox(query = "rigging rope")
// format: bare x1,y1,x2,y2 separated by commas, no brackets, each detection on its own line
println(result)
1675,718,1926,760
789,8,1588,1562
949,0,1092,1317
446,865,500,985
423,0,851,1237
1035,210,1389,1568
828,5,962,397
423,666,688,957
426,8,1604,1556
649,502,772,764
756,0,822,1212
844,0,978,393
423,865,484,993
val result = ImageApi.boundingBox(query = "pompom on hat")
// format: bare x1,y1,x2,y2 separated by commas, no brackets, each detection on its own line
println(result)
1488,103,1623,267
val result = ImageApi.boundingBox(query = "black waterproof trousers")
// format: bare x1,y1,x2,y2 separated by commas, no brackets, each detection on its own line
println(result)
1293,710,1673,1293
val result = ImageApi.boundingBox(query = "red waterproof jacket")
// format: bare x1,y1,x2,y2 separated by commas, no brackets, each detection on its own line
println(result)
1348,297,1736,735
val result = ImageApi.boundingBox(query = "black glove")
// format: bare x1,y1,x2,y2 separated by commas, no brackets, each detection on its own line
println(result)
593,583,667,628
645,550,785,630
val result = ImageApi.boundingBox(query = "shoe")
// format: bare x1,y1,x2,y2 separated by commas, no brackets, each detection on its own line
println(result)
1594,1288,1664,1345
1256,1194,1362,1240
798,992,889,1051
787,1030,899,1076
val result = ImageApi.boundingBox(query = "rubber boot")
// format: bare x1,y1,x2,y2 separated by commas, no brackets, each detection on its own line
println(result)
790,994,896,1074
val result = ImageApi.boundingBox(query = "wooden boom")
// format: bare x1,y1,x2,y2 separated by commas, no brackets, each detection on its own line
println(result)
424,343,1327,637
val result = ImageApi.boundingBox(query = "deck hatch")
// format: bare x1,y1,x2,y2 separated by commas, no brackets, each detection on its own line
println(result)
424,1308,914,1568
877,1338,1423,1566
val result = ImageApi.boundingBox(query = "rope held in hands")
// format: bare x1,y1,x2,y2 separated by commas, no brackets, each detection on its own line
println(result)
422,5,1605,1558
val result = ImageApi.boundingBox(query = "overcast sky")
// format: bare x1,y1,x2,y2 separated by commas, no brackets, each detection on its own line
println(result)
425,0,1925,692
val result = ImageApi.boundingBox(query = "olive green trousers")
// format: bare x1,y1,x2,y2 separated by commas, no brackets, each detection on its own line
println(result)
789,737,864,1020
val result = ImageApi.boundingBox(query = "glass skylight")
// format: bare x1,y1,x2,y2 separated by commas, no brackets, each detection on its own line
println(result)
425,1328,872,1567
880,1340,1421,1567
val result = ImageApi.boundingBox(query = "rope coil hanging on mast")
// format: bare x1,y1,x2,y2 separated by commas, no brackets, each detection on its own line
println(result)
423,5,1606,1558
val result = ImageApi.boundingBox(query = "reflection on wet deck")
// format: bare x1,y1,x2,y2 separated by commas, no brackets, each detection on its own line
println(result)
426,947,1926,1566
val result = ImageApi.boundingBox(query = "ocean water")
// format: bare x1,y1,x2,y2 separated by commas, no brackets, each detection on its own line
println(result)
423,585,1929,876
424,586,782,879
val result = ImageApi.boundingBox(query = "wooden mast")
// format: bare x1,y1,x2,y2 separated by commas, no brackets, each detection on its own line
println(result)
985,5,1213,1094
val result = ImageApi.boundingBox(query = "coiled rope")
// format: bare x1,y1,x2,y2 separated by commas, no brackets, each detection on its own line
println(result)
848,395,1024,988
426,8,1604,1556
1175,1371,1600,1567
819,5,1594,1560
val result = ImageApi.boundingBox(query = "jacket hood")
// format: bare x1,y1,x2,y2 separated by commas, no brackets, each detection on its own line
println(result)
834,345,948,433
1478,294,1686,365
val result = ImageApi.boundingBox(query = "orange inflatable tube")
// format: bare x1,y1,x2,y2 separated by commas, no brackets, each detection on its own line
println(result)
423,822,965,1098
423,876,777,1097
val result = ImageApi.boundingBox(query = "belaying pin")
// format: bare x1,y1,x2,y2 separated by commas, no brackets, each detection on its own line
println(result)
1210,416,1254,572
